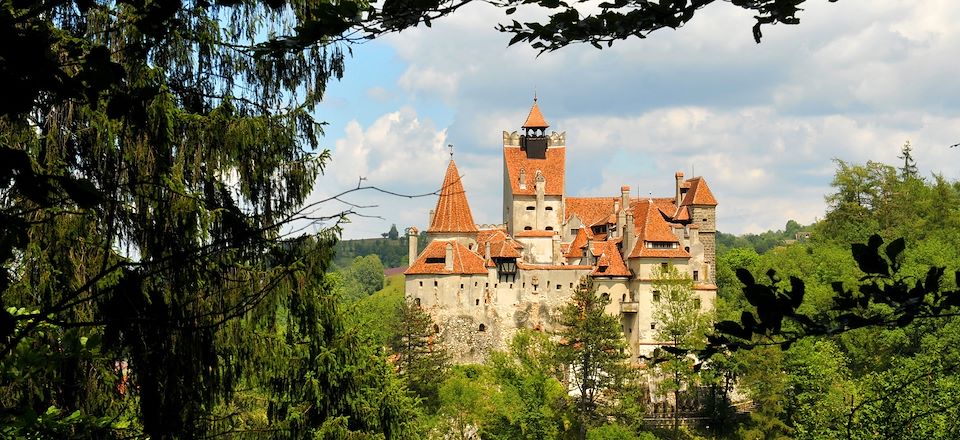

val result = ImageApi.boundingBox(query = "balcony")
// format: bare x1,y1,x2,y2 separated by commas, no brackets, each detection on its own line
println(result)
620,301,639,314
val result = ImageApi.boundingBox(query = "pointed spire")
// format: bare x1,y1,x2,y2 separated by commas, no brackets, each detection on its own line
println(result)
428,159,479,234
522,98,550,129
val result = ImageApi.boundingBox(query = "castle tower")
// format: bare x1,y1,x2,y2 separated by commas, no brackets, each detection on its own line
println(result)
503,99,565,240
679,176,718,284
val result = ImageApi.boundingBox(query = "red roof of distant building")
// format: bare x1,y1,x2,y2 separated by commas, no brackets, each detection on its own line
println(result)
428,160,479,233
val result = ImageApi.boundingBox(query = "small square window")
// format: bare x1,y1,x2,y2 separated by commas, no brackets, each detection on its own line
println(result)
419,281,423,287
650,322,656,330
653,291,661,302
460,283,464,289
556,284,561,290
434,281,438,287
693,271,699,281
476,299,480,306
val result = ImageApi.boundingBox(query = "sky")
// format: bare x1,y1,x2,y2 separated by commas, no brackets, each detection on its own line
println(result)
300,0,960,240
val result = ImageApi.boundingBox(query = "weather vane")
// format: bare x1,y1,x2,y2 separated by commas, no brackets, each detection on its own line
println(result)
448,144,454,159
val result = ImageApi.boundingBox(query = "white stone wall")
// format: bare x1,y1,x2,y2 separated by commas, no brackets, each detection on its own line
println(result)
517,236,553,264
407,267,592,363
511,196,562,232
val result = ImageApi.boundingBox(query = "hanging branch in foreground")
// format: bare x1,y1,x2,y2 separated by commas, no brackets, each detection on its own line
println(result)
702,234,960,359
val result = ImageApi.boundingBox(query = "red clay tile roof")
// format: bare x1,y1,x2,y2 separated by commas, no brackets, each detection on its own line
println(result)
591,241,632,277
515,230,558,237
477,228,523,259
517,262,592,270
522,101,550,128
428,160,479,233
503,146,565,196
565,197,618,227
680,177,718,206
405,240,488,275
629,199,689,259
565,227,589,258
489,241,522,258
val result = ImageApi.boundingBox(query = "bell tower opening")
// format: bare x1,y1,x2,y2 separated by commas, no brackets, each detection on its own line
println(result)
520,97,550,159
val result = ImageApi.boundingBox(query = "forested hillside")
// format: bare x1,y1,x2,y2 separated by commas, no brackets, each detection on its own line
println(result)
710,157,960,439
333,231,428,269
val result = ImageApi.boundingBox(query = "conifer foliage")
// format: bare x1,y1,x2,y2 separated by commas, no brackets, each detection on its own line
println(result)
555,278,631,440
0,1,428,437
391,300,449,409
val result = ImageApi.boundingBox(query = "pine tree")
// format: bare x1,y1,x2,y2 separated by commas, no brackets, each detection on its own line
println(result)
391,300,449,410
652,264,711,434
0,2,428,437
555,277,631,440
898,141,919,180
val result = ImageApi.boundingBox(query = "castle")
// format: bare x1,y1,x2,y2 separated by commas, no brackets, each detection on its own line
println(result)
404,100,717,363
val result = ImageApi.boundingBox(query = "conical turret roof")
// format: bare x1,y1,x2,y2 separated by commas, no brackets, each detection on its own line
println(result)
522,99,550,129
428,159,479,234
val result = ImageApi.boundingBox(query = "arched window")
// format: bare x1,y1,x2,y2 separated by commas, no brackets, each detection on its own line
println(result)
545,226,554,231
478,324,486,332
414,298,421,307
524,226,533,231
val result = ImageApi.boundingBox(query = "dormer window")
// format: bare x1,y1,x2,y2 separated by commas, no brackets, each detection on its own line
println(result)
647,242,678,249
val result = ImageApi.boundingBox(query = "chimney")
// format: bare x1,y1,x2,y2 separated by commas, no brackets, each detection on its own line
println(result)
585,238,593,265
675,171,684,207
552,234,561,264
618,185,630,238
624,211,635,259
444,242,454,271
407,227,419,267
429,209,435,227
485,241,491,261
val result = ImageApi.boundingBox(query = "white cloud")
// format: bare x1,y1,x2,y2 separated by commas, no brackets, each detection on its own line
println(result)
319,0,960,238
